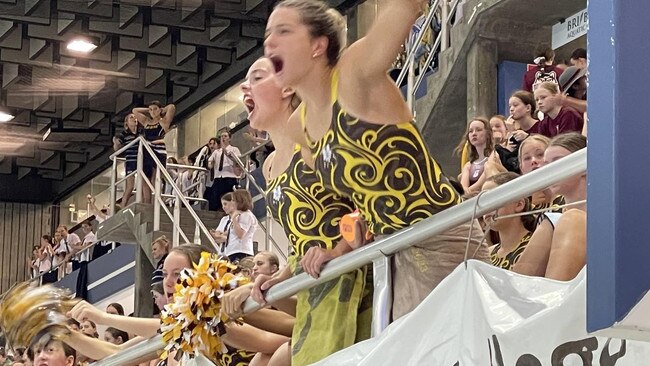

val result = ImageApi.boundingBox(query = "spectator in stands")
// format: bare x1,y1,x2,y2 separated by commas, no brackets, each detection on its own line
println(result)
508,90,539,136
223,190,257,263
240,56,370,365
86,195,110,223
456,118,493,194
570,48,587,69
65,244,289,365
78,221,97,266
112,114,141,208
514,133,587,281
482,172,536,270
251,251,279,280
535,82,583,138
56,226,81,271
66,319,80,332
52,232,71,277
151,281,167,314
244,127,275,170
522,45,564,92
534,82,584,138
207,129,242,212
556,65,588,120
38,235,57,284
209,193,234,251
105,303,124,316
80,320,98,338
29,335,75,366
103,328,128,345
489,115,520,173
132,102,176,204
150,235,169,287
516,134,562,209
28,245,41,279
198,137,220,210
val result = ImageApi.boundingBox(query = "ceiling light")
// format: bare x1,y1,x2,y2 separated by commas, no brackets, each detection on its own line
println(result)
67,39,97,53
0,112,14,122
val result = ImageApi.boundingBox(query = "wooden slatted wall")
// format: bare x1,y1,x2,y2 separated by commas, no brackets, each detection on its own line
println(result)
0,202,52,293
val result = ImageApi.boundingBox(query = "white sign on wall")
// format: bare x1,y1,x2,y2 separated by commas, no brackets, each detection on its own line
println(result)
552,8,589,49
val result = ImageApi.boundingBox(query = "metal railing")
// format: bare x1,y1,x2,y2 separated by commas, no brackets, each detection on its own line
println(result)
28,239,106,286
230,148,287,261
397,0,464,112
91,147,587,366
109,137,219,251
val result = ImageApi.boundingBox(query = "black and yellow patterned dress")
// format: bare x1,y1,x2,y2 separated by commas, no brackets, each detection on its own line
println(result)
266,145,371,366
217,346,256,366
300,69,489,319
490,232,532,270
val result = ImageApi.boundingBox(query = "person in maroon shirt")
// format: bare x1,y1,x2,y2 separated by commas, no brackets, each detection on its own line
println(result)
522,46,564,92
534,82,584,138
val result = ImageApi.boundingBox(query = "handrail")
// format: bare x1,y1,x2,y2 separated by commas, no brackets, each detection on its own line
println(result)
228,152,287,261
91,148,587,366
167,163,208,173
108,136,219,251
28,239,105,286
238,140,272,161
396,0,441,87
138,139,220,252
241,148,587,312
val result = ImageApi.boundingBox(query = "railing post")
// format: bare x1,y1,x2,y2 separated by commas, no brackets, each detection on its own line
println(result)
441,0,449,51
135,141,143,203
407,58,415,112
109,157,117,216
154,167,162,232
371,255,392,337
173,190,181,247
245,155,251,190
265,213,271,253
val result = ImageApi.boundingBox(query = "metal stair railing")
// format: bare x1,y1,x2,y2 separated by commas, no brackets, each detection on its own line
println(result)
397,0,464,112
109,137,220,252
91,147,587,366
229,150,288,261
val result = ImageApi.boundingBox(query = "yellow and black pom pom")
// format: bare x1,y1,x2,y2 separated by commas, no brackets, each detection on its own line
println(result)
160,252,251,362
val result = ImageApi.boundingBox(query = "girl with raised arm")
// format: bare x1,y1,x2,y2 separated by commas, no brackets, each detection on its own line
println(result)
236,57,370,365
263,0,488,319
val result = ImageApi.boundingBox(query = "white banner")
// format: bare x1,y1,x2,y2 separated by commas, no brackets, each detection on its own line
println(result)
314,261,650,365
552,9,588,49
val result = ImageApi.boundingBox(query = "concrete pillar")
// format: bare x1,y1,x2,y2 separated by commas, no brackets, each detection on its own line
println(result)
466,37,497,121
587,0,650,332
134,245,154,317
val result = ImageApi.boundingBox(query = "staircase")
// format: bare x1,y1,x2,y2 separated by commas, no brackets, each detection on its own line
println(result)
94,203,223,316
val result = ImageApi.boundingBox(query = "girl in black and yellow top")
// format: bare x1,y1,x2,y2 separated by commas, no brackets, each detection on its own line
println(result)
264,0,489,319
132,101,175,204
482,172,536,271
239,58,371,365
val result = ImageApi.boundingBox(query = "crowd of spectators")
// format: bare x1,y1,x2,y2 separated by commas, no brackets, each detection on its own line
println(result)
453,45,589,281
7,5,590,363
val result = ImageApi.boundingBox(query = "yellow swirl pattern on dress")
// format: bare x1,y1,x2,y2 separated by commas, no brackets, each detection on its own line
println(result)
218,347,255,366
490,232,532,270
265,148,353,257
310,105,460,235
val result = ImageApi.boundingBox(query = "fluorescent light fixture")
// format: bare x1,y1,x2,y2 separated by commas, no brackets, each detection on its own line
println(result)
0,112,14,122
67,39,97,53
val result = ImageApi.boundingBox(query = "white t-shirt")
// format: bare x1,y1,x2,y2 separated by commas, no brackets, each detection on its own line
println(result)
208,145,242,179
223,210,256,257
78,232,97,262
216,216,231,233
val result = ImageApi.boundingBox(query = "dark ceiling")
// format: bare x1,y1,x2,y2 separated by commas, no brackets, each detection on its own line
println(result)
0,0,361,203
